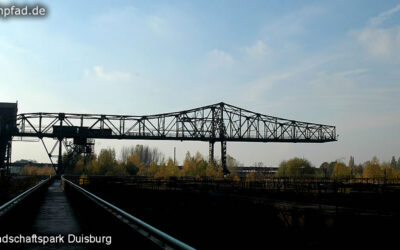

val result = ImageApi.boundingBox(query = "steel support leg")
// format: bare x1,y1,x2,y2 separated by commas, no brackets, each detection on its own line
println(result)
56,114,64,175
57,139,62,175
209,141,215,166
5,141,11,174
221,140,229,175
0,142,5,171
0,138,12,174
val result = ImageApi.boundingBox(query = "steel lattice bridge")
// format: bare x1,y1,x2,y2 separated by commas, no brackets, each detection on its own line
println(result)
0,102,336,174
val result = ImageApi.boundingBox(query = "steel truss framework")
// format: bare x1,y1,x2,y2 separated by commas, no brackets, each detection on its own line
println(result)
13,102,336,174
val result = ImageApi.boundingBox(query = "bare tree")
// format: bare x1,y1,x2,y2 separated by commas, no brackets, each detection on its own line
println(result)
120,145,164,167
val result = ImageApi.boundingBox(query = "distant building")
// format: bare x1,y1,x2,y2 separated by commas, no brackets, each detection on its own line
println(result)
10,166,23,174
231,166,278,178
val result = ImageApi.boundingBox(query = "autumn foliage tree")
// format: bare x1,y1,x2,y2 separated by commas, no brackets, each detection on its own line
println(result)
20,165,55,176
276,160,288,177
331,162,350,179
70,149,128,176
181,152,208,178
62,143,400,182
276,157,315,178
124,154,141,175
363,157,384,178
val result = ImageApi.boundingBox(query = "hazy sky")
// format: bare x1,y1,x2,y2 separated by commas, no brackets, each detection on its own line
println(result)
1,0,399,167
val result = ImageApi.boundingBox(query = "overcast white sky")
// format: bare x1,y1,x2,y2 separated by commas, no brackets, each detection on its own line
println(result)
1,0,399,167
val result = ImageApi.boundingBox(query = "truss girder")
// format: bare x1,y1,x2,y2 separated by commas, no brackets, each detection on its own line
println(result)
13,103,336,143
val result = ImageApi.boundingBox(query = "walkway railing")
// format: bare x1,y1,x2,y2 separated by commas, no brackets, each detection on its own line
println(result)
62,176,195,250
64,175,400,194
0,176,52,216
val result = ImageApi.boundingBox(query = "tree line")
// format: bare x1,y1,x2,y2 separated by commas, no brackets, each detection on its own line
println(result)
62,145,241,180
276,155,400,179
20,165,55,176
19,144,400,181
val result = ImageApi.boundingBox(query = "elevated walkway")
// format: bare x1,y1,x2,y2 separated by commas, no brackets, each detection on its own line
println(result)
0,178,162,249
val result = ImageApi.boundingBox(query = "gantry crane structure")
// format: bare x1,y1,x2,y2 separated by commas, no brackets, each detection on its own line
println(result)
0,102,336,175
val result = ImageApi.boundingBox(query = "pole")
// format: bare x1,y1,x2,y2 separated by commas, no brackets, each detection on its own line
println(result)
174,147,176,165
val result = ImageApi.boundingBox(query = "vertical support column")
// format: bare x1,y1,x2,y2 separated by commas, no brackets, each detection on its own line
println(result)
210,106,216,168
39,115,42,133
173,147,176,165
0,102,17,175
221,140,228,175
57,139,62,175
100,115,105,130
209,141,215,166
219,103,229,175
0,142,8,173
57,113,64,175
0,140,12,174
5,141,11,174
0,142,6,172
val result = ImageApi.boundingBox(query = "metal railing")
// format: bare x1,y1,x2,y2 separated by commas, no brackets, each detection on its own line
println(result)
62,176,195,250
0,176,52,216
64,175,400,194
